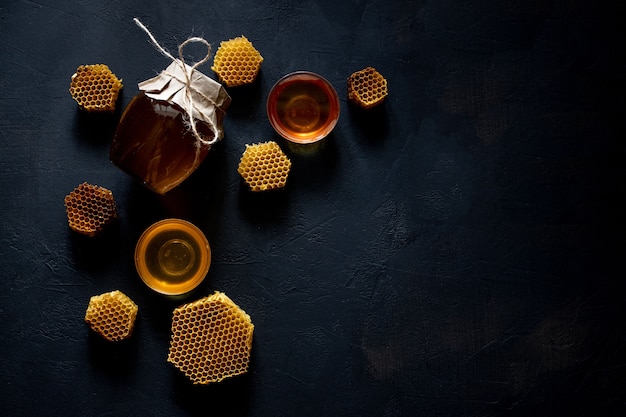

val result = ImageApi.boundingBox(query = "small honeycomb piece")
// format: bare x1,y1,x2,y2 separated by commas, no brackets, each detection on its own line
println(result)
211,36,263,87
84,290,138,342
69,64,123,112
64,182,118,237
237,141,291,192
167,291,254,384
347,67,388,109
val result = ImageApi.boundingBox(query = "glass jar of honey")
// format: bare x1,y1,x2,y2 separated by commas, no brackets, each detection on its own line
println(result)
110,60,231,194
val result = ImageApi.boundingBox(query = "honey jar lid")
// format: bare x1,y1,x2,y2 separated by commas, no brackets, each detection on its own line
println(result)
135,219,211,295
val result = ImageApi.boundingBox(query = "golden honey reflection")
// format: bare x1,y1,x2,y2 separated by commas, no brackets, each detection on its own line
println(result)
135,219,211,295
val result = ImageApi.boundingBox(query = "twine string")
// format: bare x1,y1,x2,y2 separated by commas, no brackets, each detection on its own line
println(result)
133,18,218,146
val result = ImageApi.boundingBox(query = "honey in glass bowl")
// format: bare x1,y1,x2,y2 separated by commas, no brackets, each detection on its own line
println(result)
267,71,340,144
135,219,211,296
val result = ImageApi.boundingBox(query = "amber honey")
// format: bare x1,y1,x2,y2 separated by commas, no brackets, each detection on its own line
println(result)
110,93,215,194
135,219,211,295
267,71,340,144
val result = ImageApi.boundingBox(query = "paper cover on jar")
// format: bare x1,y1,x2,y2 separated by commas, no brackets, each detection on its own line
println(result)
138,59,231,141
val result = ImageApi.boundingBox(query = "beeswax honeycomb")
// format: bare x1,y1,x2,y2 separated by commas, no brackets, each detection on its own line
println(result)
347,67,388,109
64,182,117,237
69,64,123,112
211,36,263,87
84,290,138,342
237,141,291,192
167,291,254,384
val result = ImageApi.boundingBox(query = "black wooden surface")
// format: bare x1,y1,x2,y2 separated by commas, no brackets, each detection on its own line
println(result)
1,1,625,416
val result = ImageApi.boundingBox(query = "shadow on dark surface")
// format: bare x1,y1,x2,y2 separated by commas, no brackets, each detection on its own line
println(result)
140,290,192,337
280,135,329,157
280,134,338,187
69,222,122,274
346,100,390,145
172,368,253,417
122,142,229,234
237,182,291,224
176,142,230,209
223,74,265,119
124,182,172,232
87,330,139,380
72,92,124,145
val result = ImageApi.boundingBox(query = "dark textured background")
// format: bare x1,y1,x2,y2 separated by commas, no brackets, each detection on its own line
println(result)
1,0,625,416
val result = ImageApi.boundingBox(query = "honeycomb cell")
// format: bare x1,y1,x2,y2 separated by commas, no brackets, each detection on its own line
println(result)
347,67,388,109
237,141,291,192
84,290,138,342
211,36,263,87
69,64,123,112
167,291,254,384
64,182,118,237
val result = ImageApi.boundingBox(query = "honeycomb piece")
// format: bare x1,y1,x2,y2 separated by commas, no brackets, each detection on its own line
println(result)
64,182,118,237
237,141,291,192
211,36,263,87
167,291,254,384
69,64,123,112
347,67,388,109
84,290,138,342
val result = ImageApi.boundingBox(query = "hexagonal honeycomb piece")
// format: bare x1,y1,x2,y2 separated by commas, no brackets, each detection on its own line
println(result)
64,182,118,237
237,141,291,192
347,67,388,109
69,64,123,112
167,291,254,384
211,36,263,87
84,290,138,342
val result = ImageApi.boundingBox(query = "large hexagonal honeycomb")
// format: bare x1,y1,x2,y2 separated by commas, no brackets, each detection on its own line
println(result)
237,141,291,192
347,67,388,109
211,36,263,87
84,290,138,342
167,291,254,385
69,64,123,112
64,182,118,237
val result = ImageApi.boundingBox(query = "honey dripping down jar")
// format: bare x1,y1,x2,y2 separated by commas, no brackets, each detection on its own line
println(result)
110,58,231,194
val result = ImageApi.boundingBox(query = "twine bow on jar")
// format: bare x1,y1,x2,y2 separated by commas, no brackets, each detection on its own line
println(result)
133,18,231,149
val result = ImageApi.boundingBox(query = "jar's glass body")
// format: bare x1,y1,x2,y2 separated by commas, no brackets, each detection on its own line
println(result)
110,93,213,194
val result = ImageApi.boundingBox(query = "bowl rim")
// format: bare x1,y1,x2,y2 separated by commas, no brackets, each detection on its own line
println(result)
266,71,340,144
134,218,211,296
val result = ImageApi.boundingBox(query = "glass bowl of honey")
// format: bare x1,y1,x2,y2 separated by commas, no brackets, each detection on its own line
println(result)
267,71,340,144
134,219,211,296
